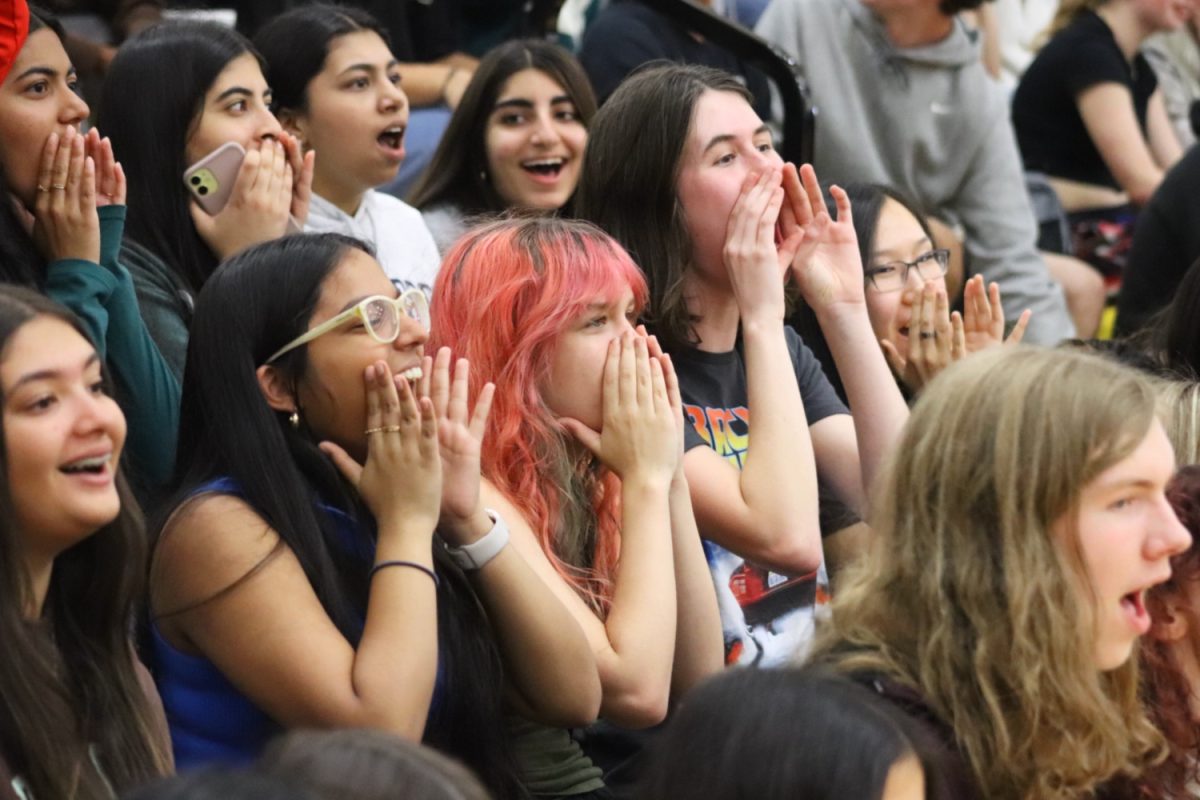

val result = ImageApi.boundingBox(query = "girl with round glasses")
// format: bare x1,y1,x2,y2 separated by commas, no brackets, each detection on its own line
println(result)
146,233,600,793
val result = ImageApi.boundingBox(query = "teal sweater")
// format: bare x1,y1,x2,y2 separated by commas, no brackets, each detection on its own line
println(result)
43,205,181,497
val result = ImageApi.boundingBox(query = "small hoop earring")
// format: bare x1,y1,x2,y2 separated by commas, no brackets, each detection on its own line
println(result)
479,170,487,183
289,410,300,429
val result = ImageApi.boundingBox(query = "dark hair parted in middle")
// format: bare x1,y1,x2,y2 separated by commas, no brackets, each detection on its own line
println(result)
0,286,172,800
574,62,752,352
409,38,597,216
252,3,391,115
158,233,522,796
97,21,262,294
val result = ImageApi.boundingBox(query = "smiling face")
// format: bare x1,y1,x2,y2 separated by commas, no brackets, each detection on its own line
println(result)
285,30,408,210
675,89,782,285
2,316,126,561
539,285,638,432
484,68,587,211
0,28,89,209
865,197,948,350
289,247,427,462
184,51,282,167
1056,420,1193,671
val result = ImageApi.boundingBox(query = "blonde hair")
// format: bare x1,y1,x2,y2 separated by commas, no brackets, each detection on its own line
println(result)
1155,378,1200,465
1044,0,1105,42
813,346,1166,799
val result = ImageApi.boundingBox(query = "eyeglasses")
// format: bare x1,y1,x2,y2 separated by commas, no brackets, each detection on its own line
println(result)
864,248,950,293
265,290,430,364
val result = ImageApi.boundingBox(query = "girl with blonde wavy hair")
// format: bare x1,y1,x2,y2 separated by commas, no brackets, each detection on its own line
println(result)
811,345,1191,799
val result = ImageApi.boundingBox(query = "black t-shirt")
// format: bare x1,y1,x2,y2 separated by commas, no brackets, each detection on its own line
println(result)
1012,11,1157,189
1116,146,1200,335
578,0,771,117
673,326,850,667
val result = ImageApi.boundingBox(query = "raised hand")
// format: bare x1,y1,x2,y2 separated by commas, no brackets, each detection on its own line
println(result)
191,138,295,260
320,361,442,536
961,274,1032,353
280,130,314,227
559,333,679,487
33,128,100,264
880,281,965,392
640,325,686,474
84,128,126,208
784,163,867,314
724,166,805,324
422,347,497,546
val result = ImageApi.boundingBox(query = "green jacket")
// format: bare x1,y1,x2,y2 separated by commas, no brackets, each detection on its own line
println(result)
43,205,181,500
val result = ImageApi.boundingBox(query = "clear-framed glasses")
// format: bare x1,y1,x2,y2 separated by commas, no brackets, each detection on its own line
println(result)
864,248,950,293
265,289,430,365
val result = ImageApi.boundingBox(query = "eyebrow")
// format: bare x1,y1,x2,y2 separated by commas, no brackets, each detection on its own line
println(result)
14,65,75,82
1095,477,1160,493
702,125,771,155
872,236,933,259
10,352,100,391
215,86,253,103
338,60,400,77
494,98,534,112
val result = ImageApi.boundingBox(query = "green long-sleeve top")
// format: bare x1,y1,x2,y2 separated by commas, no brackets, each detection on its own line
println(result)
43,205,181,499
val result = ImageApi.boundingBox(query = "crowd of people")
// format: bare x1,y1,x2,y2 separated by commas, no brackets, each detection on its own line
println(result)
2,0,1200,798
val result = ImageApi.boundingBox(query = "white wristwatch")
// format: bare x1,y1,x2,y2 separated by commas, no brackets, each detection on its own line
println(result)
443,509,510,570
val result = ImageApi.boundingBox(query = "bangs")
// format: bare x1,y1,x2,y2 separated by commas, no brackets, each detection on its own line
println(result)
545,229,649,322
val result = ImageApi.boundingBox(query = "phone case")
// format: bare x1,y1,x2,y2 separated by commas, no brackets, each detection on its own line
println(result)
183,141,245,216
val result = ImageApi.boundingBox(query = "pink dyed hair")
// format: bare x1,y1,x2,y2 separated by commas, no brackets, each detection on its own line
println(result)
429,217,650,612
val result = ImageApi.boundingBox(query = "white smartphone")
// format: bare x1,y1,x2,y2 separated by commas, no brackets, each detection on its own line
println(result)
183,141,245,216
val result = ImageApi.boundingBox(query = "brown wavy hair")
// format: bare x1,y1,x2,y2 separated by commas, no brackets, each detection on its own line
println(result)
812,345,1167,799
1138,465,1200,798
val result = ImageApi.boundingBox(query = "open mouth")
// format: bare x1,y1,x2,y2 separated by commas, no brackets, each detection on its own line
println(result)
1120,589,1151,634
898,326,910,338
377,126,406,152
59,453,112,477
521,157,566,179
399,366,422,384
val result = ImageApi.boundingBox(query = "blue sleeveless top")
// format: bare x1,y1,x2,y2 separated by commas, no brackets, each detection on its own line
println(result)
149,477,445,769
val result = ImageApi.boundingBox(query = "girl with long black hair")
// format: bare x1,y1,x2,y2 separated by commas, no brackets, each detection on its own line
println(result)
146,233,600,797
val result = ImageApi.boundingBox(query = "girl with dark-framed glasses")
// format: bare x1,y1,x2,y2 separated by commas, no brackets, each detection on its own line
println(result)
792,184,1032,398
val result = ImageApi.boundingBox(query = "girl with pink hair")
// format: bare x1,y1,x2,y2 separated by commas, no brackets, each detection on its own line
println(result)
429,216,722,796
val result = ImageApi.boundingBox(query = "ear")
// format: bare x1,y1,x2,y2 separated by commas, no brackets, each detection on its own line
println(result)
1151,598,1190,643
256,363,297,415
276,108,308,147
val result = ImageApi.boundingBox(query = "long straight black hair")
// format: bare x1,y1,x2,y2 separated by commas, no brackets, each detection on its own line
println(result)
97,21,262,295
0,286,171,799
0,9,68,288
160,233,524,798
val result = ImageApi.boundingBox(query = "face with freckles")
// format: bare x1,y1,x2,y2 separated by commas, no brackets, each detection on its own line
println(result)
676,89,783,286
0,28,90,209
863,197,948,352
540,286,638,432
1054,421,1192,671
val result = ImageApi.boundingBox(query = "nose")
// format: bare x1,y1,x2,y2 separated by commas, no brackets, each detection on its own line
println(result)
72,386,125,440
530,111,562,148
61,88,89,128
381,79,409,114
1149,500,1193,561
393,313,429,351
256,108,284,143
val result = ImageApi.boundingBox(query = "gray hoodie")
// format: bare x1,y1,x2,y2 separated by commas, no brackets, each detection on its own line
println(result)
757,0,1075,344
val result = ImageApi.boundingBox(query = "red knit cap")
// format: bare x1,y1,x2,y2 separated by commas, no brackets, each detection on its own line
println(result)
0,0,30,86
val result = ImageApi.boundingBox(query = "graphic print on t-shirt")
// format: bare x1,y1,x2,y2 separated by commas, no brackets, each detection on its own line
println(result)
685,402,830,668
